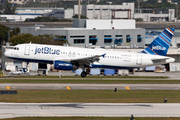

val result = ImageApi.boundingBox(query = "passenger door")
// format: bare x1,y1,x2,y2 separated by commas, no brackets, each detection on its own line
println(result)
24,45,30,55
136,54,142,65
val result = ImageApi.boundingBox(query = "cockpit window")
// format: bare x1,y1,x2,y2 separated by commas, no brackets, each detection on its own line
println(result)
12,47,19,50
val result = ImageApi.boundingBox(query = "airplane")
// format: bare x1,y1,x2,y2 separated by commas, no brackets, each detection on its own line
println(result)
4,28,175,77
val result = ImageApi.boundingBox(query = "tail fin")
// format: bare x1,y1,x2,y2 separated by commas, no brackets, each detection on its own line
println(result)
141,28,175,56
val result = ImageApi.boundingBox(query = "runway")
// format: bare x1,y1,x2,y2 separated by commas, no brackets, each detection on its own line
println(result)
0,103,180,119
1,82,180,119
0,83,180,90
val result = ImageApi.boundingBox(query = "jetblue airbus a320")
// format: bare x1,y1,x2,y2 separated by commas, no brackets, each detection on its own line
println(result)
5,28,175,77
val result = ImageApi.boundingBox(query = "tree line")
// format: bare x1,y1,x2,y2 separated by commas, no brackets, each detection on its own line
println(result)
0,0,16,14
9,34,69,46
0,24,68,46
25,17,73,22
0,24,20,44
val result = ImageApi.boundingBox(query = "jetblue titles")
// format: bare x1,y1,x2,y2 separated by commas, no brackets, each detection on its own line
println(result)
35,46,60,55
152,45,166,51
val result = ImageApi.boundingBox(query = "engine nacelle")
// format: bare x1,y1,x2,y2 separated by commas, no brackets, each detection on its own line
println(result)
54,61,77,70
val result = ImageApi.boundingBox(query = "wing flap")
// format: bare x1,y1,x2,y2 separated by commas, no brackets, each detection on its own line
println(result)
70,55,101,62
70,55,103,67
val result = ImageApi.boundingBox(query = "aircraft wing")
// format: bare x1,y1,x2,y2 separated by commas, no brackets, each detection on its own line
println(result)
70,55,103,67
53,54,106,67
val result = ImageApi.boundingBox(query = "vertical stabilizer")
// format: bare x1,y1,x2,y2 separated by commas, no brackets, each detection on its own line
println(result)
141,28,175,56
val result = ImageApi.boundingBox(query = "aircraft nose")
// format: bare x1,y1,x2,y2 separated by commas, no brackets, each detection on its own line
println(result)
4,51,10,57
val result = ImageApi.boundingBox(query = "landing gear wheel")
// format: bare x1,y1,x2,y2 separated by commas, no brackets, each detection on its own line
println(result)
81,72,87,77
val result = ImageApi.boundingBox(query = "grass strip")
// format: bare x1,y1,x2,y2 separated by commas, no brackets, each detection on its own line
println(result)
0,79,179,84
2,75,59,78
1,90,180,103
4,117,180,120
0,70,3,76
1,75,169,79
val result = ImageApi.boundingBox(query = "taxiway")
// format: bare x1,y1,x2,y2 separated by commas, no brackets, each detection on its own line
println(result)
0,103,180,119
0,83,180,90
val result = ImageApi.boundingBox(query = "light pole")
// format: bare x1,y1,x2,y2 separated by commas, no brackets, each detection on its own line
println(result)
78,0,81,19
138,0,140,13
173,2,178,20
114,3,116,19
177,2,178,20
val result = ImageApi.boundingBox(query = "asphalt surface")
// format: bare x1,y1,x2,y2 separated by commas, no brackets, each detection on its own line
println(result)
18,71,180,80
1,71,180,119
4,70,180,79
0,83,180,90
130,72,180,80
0,103,180,119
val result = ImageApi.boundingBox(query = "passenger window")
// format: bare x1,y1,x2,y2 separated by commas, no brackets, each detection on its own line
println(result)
17,48,19,50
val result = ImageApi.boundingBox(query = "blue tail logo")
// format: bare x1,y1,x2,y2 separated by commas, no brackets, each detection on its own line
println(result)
141,28,175,56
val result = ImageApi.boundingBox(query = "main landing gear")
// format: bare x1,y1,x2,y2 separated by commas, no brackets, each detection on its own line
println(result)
81,71,87,77
80,64,87,77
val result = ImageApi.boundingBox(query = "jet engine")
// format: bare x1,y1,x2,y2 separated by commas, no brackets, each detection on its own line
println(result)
54,60,77,70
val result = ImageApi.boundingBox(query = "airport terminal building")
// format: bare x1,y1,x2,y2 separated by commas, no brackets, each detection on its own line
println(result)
20,19,145,48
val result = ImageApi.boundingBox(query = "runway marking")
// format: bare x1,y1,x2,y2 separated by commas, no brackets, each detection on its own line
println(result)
0,113,12,115
38,113,54,116
38,113,74,116
66,86,71,90
125,87,130,90
6,86,10,90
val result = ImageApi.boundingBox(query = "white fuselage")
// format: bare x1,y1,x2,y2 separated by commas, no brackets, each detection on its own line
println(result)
5,44,175,69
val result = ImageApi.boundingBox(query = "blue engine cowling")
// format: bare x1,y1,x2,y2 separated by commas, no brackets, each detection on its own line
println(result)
54,61,77,70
